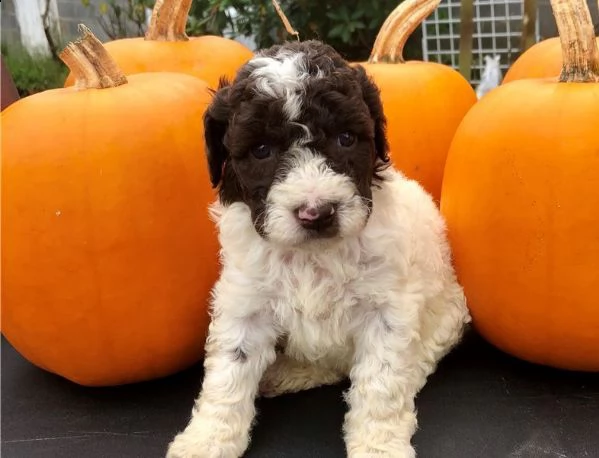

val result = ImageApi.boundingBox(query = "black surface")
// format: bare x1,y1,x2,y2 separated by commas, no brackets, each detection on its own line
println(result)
2,330,598,458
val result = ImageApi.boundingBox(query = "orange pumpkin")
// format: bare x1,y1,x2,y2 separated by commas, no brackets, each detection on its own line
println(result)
503,36,599,83
1,25,220,386
64,0,254,90
440,0,599,371
355,0,477,203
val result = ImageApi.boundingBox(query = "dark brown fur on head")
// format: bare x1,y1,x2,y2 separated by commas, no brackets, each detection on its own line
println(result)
203,40,390,234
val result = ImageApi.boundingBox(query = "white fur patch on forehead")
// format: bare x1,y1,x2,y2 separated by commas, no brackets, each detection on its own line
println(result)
247,50,321,121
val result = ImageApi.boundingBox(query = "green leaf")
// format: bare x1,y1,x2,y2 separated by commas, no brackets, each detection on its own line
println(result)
337,6,350,22
328,24,346,39
351,9,364,20
341,28,351,43
369,17,380,29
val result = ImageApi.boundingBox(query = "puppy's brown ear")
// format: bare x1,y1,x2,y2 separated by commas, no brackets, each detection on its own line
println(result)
204,78,232,188
353,65,390,165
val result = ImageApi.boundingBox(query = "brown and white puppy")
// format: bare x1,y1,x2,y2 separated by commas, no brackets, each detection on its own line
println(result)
167,40,470,458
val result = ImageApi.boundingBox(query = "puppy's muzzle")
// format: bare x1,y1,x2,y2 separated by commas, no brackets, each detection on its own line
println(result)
296,202,338,232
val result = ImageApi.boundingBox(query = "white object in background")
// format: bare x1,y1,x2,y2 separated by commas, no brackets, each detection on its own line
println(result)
146,7,153,28
223,7,257,51
13,0,61,57
476,55,502,99
421,0,540,87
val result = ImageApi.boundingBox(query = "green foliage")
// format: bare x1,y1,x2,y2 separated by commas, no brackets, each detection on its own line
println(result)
187,0,235,37
1,45,68,96
186,0,422,61
81,0,154,39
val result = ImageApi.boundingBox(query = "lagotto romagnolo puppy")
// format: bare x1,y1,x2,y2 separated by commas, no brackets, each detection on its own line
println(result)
167,40,471,458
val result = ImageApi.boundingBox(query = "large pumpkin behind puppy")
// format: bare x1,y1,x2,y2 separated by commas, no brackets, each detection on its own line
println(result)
1,26,219,386
63,0,254,90
440,0,599,371
356,0,477,204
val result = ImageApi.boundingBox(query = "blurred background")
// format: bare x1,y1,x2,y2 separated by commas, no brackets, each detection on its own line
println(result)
2,0,599,97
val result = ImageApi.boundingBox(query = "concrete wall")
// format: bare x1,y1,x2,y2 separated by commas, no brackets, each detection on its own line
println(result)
1,0,22,47
1,0,130,51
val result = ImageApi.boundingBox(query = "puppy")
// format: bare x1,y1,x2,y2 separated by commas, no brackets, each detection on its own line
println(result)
167,40,470,458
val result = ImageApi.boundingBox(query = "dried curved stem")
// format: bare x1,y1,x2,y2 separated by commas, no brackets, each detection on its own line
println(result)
59,24,127,90
145,0,191,42
272,0,300,41
551,0,599,82
369,0,441,63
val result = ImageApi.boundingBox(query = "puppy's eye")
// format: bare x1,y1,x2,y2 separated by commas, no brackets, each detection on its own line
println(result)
251,144,271,159
337,132,356,148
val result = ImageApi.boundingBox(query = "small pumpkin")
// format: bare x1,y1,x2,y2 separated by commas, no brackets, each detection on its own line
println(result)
440,0,599,371
503,36,599,83
2,25,220,386
64,0,254,90
356,0,477,203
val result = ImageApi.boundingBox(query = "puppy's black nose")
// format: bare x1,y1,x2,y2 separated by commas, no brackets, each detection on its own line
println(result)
296,203,336,230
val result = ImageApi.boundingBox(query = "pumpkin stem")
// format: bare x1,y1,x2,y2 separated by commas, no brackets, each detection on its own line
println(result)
145,0,191,42
272,0,300,41
59,24,127,90
369,0,441,64
551,0,599,82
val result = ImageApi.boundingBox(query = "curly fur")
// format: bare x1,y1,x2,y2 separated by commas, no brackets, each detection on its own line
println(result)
167,40,470,458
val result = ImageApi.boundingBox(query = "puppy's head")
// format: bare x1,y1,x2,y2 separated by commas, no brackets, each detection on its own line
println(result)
205,40,390,246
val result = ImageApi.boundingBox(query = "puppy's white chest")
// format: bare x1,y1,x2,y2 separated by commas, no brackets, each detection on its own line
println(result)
269,251,363,362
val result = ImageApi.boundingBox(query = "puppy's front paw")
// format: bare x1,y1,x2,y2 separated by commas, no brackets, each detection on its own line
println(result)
347,444,416,458
166,418,248,458
166,433,239,458
166,433,205,458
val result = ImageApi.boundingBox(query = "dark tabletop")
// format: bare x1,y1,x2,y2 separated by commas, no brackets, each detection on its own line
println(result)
2,330,598,458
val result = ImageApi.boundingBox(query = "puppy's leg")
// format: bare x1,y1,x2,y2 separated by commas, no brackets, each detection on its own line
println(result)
344,311,419,457
259,353,345,397
167,287,277,458
415,283,470,394
344,290,468,458
342,299,432,456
